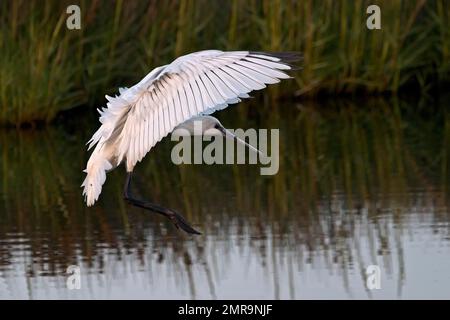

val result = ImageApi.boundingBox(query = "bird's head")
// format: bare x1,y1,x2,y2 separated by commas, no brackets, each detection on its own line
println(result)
173,115,222,136
172,115,262,155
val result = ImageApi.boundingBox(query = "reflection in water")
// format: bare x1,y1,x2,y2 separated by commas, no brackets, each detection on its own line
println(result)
0,97,449,299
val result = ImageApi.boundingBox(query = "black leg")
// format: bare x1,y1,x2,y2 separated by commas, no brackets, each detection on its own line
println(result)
123,172,201,235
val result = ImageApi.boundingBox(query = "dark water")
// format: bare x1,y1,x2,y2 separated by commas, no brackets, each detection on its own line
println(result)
0,96,449,299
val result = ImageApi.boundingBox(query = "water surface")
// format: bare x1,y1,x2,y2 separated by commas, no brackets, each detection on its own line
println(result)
0,96,449,299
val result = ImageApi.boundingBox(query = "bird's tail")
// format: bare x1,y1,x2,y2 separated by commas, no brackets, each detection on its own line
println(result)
81,150,113,206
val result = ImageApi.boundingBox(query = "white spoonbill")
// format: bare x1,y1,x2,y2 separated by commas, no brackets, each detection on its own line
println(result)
82,50,299,234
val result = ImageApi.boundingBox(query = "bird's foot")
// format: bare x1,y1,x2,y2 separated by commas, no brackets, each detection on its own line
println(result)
124,195,201,235
167,210,202,235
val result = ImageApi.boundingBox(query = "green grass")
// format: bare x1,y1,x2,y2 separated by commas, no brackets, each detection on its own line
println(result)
0,0,449,126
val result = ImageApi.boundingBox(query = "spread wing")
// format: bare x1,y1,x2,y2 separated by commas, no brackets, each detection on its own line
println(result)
90,50,299,170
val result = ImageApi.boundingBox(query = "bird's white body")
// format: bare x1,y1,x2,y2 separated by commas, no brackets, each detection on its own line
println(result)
82,50,295,206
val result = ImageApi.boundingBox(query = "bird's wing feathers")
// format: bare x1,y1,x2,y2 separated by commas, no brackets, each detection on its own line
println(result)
93,50,298,170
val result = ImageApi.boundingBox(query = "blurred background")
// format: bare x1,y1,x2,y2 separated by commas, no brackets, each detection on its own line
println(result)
0,0,449,299
0,0,449,126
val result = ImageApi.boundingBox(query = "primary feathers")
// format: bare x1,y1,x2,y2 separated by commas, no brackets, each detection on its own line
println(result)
82,50,299,206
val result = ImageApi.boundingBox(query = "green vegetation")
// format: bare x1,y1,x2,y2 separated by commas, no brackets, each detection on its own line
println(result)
0,0,449,126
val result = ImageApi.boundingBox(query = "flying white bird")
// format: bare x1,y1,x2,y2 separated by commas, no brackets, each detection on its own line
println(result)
82,50,299,234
